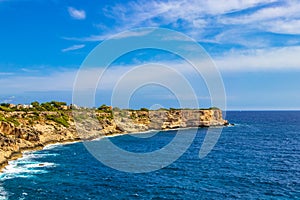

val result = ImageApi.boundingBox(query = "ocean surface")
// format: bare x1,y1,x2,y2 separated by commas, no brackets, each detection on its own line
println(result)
0,111,299,199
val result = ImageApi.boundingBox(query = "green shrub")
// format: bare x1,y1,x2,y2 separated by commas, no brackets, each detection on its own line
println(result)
140,108,149,111
208,107,220,110
0,113,7,122
0,106,12,112
46,114,69,127
97,104,112,112
0,114,20,126
7,117,20,126
41,102,56,111
158,108,168,111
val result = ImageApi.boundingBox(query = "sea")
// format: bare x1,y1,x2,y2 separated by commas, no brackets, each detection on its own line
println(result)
0,111,299,199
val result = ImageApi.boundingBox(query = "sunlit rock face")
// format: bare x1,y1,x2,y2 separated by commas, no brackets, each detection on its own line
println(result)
0,109,228,171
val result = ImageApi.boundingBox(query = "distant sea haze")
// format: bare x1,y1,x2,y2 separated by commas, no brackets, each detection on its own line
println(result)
0,111,299,199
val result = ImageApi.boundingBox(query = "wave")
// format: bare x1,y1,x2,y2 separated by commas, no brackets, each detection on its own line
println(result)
43,141,79,150
0,152,58,181
18,152,59,161
0,183,8,200
42,143,62,150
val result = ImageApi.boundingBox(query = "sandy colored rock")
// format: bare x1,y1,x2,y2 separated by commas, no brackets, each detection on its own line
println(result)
0,109,228,171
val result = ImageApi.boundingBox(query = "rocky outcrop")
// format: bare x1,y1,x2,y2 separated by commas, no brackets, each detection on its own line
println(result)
113,109,228,131
0,109,228,171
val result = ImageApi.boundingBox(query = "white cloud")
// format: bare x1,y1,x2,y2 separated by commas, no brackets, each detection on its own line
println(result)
0,70,77,93
69,0,296,47
221,5,294,24
214,46,300,71
0,72,14,75
211,29,272,48
62,44,85,52
63,0,300,47
106,0,275,23
2,45,300,95
68,7,86,20
192,19,207,29
63,29,154,42
266,19,300,35
112,29,154,39
219,0,300,35
21,68,39,73
0,62,201,94
102,0,275,30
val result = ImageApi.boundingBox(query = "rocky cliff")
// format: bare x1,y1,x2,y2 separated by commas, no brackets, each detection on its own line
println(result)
0,109,228,171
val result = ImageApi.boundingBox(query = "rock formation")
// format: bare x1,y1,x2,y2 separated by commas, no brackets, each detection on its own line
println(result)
0,108,228,171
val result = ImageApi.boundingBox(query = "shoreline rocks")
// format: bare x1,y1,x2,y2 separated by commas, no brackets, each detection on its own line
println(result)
0,109,229,172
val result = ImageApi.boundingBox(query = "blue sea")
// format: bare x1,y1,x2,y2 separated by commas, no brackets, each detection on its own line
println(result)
0,111,299,199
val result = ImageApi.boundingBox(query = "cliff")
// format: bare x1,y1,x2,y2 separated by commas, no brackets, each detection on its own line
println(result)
0,109,228,171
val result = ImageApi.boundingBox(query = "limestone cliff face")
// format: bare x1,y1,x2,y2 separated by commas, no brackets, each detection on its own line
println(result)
113,109,228,131
0,109,228,171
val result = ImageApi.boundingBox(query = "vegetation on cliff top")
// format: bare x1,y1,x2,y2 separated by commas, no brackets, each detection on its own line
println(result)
46,113,70,128
0,101,221,128
0,101,221,112
0,101,68,112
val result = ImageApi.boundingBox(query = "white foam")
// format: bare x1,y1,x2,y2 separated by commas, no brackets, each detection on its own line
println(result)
24,162,56,168
0,183,8,200
128,130,160,138
43,141,79,150
1,162,47,181
42,143,61,150
0,152,57,181
225,124,236,127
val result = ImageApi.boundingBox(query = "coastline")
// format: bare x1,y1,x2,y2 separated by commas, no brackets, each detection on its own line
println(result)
0,130,156,172
0,108,229,173
0,125,228,173
0,131,153,173
0,128,186,172
0,138,81,173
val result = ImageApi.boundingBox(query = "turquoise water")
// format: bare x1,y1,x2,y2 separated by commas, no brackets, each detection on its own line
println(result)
0,111,299,199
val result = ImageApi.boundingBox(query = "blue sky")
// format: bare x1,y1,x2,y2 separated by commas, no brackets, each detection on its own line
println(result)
0,0,300,110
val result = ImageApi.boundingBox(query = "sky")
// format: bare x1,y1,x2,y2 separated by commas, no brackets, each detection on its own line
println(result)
0,0,300,110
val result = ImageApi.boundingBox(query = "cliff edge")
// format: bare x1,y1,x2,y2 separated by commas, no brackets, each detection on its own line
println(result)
0,108,228,171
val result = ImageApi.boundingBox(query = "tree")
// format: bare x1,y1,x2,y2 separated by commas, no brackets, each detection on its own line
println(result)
140,108,149,111
50,101,67,108
98,104,109,110
209,107,220,110
41,102,55,111
31,101,40,108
